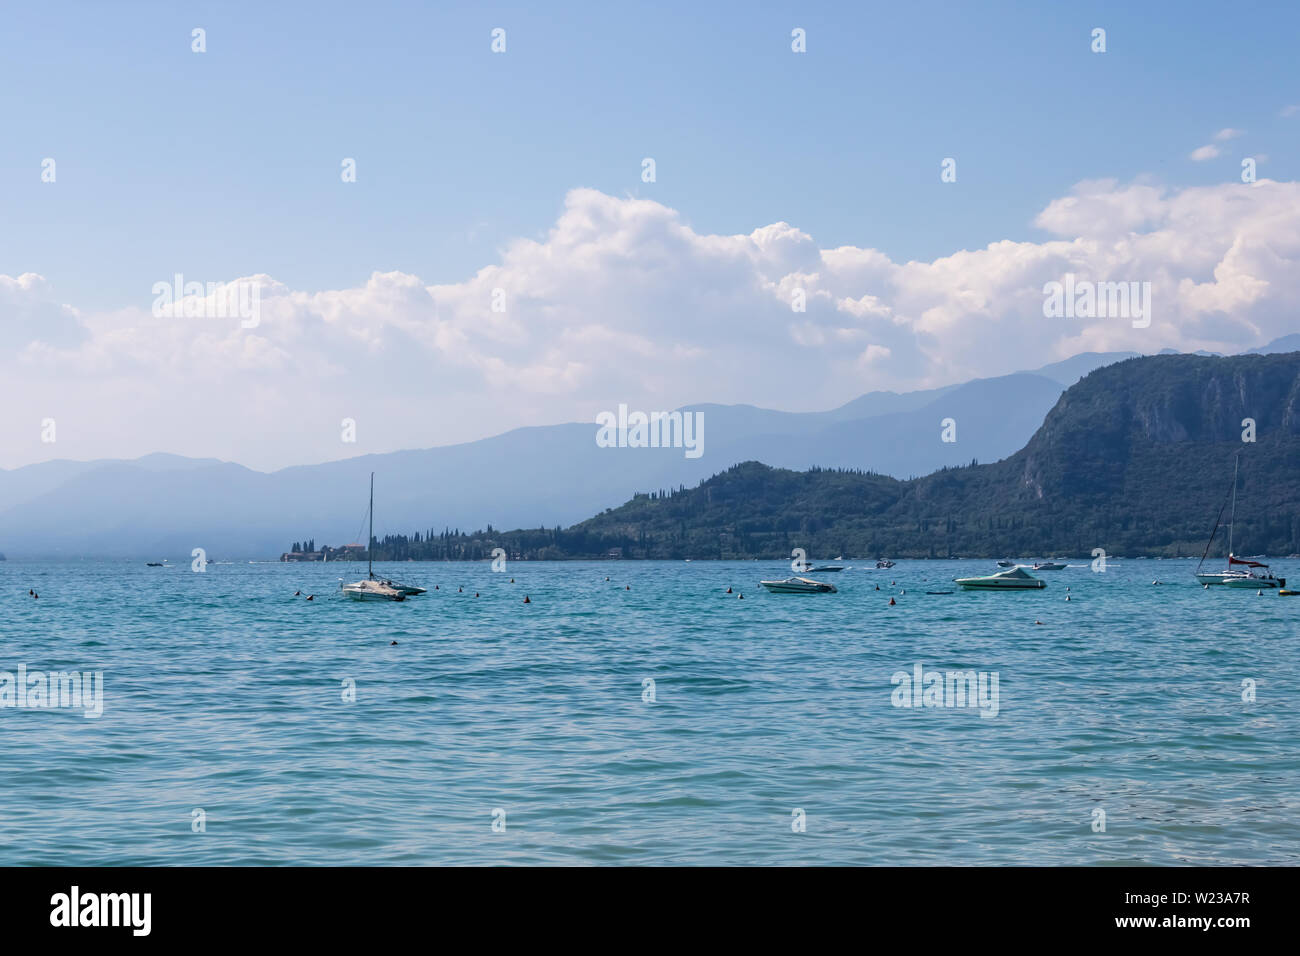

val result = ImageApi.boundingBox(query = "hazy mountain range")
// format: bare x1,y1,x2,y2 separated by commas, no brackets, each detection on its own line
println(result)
2,339,1295,558
461,351,1300,560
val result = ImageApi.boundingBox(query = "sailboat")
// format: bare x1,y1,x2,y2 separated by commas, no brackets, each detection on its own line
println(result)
341,474,419,601
1194,455,1285,589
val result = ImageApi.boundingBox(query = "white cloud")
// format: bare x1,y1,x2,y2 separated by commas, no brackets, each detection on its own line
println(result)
1190,144,1221,161
1214,128,1244,141
5,179,1300,470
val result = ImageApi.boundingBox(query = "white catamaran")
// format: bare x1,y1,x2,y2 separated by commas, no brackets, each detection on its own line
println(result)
341,473,425,601
1194,455,1285,589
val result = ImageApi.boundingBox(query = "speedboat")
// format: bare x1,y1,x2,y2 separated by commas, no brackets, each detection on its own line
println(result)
996,560,1017,568
875,559,895,569
1032,561,1067,571
954,566,1046,590
1194,455,1286,590
342,579,406,602
808,564,847,573
760,576,838,594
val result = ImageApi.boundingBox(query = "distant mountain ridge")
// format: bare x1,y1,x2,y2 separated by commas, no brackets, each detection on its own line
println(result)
0,341,1292,558
371,351,1300,561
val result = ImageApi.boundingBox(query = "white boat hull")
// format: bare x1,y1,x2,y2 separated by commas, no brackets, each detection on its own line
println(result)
760,577,837,594
955,579,1046,590
1195,572,1282,589
342,580,406,601
955,567,1046,590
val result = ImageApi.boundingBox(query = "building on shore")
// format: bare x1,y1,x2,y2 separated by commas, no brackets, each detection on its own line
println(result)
280,543,367,562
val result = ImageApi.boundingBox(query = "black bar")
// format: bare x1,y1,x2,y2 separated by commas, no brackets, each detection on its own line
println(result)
0,866,1279,942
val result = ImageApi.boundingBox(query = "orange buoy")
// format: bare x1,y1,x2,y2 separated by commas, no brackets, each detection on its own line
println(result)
726,587,733,594
889,597,896,606
524,595,531,603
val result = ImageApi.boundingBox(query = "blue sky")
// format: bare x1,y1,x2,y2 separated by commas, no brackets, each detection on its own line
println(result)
2,1,1300,470
3,0,1297,310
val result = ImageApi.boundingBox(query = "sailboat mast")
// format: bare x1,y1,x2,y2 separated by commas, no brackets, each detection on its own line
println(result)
368,472,374,579
1228,454,1238,558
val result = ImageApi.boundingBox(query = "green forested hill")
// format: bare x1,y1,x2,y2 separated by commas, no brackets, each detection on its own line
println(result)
362,352,1300,560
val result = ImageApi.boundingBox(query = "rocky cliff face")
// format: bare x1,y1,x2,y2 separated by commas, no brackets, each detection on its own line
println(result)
1015,352,1300,502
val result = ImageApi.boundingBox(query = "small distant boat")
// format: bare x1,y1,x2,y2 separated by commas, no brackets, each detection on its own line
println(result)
1032,561,1067,571
760,576,838,594
1194,455,1286,590
996,560,1017,568
146,562,166,567
875,559,895,569
342,474,414,602
808,564,847,573
954,566,1046,590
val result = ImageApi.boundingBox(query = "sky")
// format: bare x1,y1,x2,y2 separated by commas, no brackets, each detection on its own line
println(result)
2,0,1299,471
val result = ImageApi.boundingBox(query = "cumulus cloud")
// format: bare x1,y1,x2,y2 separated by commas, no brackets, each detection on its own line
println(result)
4,179,1300,469
1190,144,1221,161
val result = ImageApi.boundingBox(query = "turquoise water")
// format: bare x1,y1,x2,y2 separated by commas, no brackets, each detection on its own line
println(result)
1,557,1297,865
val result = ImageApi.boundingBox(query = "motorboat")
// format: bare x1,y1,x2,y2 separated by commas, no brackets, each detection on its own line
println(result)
760,576,838,594
808,564,847,573
954,566,1046,590
1032,561,1067,571
875,559,895,569
996,560,1017,568
1194,455,1285,590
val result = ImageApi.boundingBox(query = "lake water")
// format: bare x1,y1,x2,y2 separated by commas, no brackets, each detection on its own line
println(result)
2,557,1297,865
